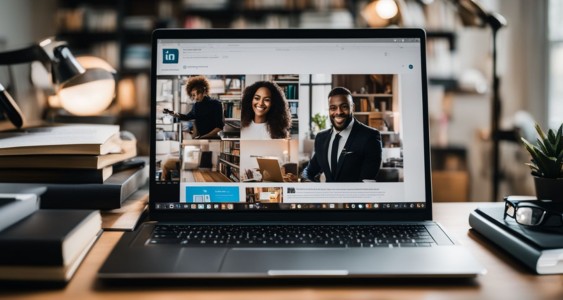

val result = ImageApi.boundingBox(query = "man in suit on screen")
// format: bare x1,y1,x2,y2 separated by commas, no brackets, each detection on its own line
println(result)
302,87,382,182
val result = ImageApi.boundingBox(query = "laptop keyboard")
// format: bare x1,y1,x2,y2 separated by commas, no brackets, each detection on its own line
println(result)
148,224,436,248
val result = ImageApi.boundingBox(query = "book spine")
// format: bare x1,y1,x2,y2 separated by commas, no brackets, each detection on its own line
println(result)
0,168,109,184
119,167,149,203
468,211,542,273
0,239,64,266
39,167,147,210
0,230,101,282
40,185,121,210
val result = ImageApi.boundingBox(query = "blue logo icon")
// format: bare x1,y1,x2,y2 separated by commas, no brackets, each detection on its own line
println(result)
163,49,179,64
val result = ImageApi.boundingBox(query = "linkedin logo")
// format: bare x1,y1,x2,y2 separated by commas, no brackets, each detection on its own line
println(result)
163,49,179,64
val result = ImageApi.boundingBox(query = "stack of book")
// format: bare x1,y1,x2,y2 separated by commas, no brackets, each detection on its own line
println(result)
0,124,146,283
469,204,563,274
0,124,148,209
0,199,102,283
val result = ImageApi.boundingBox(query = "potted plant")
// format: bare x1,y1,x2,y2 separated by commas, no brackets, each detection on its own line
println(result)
521,123,563,201
311,113,328,137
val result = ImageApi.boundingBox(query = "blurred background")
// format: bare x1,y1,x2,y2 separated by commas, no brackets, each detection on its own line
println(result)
0,0,561,202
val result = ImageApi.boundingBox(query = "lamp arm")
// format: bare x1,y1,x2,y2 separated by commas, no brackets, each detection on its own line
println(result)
0,83,25,128
487,12,507,31
0,44,51,69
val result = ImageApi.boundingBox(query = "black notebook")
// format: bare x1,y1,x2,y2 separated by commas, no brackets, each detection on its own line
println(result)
0,210,101,282
469,204,563,274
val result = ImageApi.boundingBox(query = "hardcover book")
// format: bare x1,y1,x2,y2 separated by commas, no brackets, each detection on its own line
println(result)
0,124,121,156
469,204,563,274
0,209,102,282
0,165,148,210
0,140,136,169
0,209,101,266
0,232,99,282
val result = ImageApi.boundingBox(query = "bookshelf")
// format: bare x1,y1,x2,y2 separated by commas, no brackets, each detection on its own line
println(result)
351,93,395,134
245,187,256,203
182,0,350,28
272,74,299,136
218,140,240,182
332,74,398,133
218,75,245,120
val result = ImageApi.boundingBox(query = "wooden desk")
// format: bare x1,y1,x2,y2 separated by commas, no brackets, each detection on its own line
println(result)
2,203,563,300
183,170,231,182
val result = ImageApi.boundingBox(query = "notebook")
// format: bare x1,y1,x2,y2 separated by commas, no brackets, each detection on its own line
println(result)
99,28,485,279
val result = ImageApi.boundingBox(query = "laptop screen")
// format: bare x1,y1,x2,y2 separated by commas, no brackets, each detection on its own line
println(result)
151,30,429,213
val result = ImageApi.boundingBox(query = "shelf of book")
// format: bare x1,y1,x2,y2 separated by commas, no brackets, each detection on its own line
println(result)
222,101,242,119
351,94,393,113
217,140,240,182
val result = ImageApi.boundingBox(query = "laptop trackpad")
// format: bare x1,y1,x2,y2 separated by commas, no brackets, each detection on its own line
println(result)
174,248,228,272
221,248,350,275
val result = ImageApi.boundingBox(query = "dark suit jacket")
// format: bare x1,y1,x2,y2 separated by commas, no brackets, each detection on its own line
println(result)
302,119,382,182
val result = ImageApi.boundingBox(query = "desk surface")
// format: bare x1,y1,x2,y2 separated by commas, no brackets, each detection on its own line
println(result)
2,203,562,300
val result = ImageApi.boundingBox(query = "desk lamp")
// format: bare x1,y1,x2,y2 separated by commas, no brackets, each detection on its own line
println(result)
0,38,115,116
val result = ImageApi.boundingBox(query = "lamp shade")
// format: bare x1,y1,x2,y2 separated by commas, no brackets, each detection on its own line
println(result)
58,67,116,116
75,56,116,72
54,48,116,116
361,0,403,27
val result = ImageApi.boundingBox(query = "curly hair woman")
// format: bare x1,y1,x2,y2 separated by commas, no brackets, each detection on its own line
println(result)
240,81,291,140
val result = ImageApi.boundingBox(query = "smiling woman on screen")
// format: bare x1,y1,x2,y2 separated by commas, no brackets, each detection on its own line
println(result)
240,81,291,140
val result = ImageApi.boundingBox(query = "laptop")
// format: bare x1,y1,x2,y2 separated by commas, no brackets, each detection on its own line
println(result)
256,157,285,182
99,28,485,279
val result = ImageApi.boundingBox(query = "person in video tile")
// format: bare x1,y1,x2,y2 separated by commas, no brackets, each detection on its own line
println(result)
302,87,382,182
240,81,291,140
170,76,224,139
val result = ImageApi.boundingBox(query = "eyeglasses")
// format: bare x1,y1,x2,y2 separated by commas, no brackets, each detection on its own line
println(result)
504,198,563,227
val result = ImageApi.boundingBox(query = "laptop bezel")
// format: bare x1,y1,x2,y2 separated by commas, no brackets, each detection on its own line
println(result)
149,28,432,222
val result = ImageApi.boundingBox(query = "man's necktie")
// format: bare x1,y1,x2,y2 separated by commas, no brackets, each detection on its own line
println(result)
331,133,341,176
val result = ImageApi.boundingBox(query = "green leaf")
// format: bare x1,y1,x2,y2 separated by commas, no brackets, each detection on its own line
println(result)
548,129,557,146
524,163,539,172
536,150,558,177
522,128,563,178
537,137,550,154
522,138,539,160
556,125,563,154
555,133,562,154
535,123,547,141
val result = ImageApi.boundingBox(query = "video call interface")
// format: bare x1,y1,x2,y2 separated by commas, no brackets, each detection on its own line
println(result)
153,39,426,211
